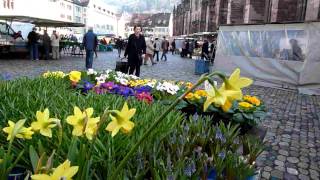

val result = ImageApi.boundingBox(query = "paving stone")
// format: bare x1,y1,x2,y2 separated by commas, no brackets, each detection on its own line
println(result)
299,174,310,180
264,166,272,172
287,157,299,164
309,169,319,177
275,166,285,172
271,170,284,179
287,167,298,175
284,173,298,180
262,171,270,179
275,160,284,166
279,150,289,156
277,155,286,161
299,168,309,175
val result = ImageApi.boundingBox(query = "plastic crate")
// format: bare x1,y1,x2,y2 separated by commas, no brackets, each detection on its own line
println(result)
195,59,210,75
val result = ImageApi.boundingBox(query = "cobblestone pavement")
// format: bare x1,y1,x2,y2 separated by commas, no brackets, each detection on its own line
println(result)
1,51,319,179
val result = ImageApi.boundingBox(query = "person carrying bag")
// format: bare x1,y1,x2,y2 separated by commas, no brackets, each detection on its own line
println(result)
124,25,146,77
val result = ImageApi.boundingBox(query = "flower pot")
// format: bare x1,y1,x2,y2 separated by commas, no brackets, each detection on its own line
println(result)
8,167,27,180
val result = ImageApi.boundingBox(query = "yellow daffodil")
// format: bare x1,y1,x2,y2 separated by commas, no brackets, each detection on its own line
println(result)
239,102,254,109
31,160,78,180
31,108,60,138
3,120,34,141
66,107,100,140
106,102,135,137
244,95,261,106
204,87,239,112
220,68,253,100
69,71,81,83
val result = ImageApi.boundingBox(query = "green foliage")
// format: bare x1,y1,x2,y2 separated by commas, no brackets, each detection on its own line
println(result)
0,77,183,179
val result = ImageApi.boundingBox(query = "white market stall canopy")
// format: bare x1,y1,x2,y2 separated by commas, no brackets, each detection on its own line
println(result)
0,15,85,27
215,22,320,95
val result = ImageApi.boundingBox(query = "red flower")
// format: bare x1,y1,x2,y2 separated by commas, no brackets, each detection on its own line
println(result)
136,92,153,104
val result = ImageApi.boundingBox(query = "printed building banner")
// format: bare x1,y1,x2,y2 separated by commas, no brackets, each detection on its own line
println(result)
215,22,320,95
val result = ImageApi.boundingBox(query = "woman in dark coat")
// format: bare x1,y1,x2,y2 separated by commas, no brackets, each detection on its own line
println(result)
124,25,146,77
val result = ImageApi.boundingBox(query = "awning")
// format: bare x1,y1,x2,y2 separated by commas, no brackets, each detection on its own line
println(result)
0,15,85,27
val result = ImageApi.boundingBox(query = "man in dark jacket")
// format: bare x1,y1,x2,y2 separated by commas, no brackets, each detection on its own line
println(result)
124,25,146,77
116,37,124,58
161,36,169,61
42,30,51,60
27,27,40,60
171,40,176,55
83,27,98,70
202,40,209,60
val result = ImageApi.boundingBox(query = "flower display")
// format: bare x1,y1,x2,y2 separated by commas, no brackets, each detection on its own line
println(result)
42,71,65,78
69,71,81,83
106,102,136,137
66,107,100,140
31,160,78,180
31,108,60,138
3,120,34,141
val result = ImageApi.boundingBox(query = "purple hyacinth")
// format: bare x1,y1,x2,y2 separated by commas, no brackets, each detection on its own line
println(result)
215,129,226,143
183,160,196,177
218,152,225,160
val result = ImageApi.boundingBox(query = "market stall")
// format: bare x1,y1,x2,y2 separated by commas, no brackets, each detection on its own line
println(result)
215,22,320,95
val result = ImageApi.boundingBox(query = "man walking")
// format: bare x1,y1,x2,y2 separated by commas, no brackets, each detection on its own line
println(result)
83,27,98,70
171,40,176,55
153,38,161,62
161,36,169,61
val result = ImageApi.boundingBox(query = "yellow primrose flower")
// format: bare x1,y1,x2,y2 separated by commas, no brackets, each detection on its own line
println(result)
66,107,100,140
186,82,193,89
69,71,81,83
194,90,208,97
106,102,135,137
220,68,253,100
31,108,60,138
244,95,261,106
239,102,254,109
3,120,34,141
31,159,78,180
0,159,2,164
185,93,194,99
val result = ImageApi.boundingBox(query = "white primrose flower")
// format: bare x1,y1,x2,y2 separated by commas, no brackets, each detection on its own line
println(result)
95,74,107,84
87,68,97,75
119,78,129,86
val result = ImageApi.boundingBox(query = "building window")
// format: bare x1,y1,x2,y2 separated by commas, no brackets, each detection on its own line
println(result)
67,4,71,10
67,15,72,20
60,14,65,18
75,16,81,23
60,2,64,8
110,26,113,31
107,11,110,14
84,18,87,24
103,9,105,12
93,4,96,8
76,6,81,13
98,7,101,10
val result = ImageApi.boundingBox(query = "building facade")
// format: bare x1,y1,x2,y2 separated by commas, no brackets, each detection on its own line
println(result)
173,0,320,36
125,13,172,38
